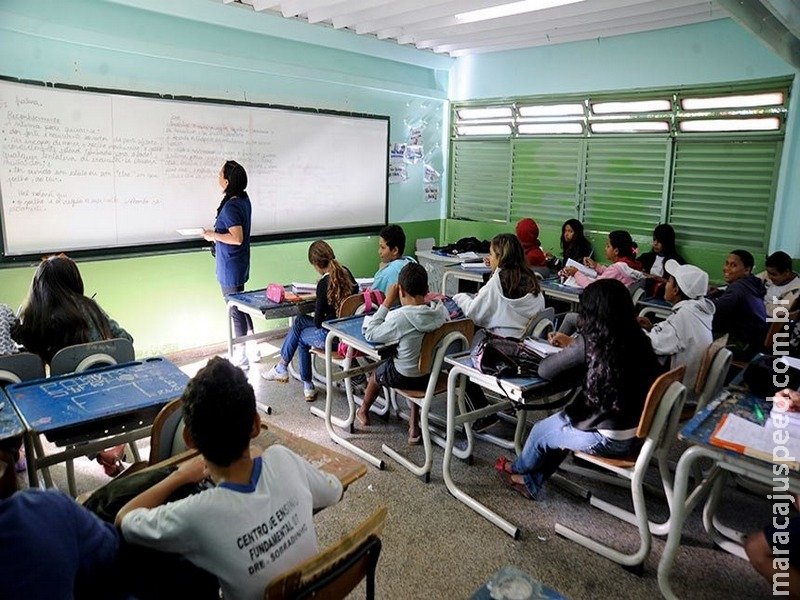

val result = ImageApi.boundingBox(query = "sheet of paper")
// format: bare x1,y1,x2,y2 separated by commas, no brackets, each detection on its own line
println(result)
562,275,581,288
712,413,800,465
565,258,596,278
176,227,204,236
522,338,562,357
461,262,489,270
457,251,480,260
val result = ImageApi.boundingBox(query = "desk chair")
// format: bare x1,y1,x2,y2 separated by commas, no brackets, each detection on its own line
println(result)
310,291,391,418
522,307,555,339
381,319,474,482
0,352,45,385
628,279,647,304
554,366,686,570
48,338,138,495
692,334,732,415
265,506,387,600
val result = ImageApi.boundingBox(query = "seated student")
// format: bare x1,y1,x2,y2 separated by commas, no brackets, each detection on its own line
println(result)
744,387,800,598
560,230,644,289
116,357,343,600
371,224,416,294
355,263,449,444
638,223,685,278
0,303,19,356
638,260,714,398
515,218,547,267
12,254,134,476
757,250,800,318
262,240,358,401
0,446,123,600
545,218,593,271
495,279,661,500
452,233,545,431
708,249,768,361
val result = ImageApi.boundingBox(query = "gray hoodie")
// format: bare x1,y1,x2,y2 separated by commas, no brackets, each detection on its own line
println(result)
364,302,449,377
645,297,715,396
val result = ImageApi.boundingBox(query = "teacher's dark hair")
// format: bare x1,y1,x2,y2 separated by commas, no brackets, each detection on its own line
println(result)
577,278,650,412
222,160,248,200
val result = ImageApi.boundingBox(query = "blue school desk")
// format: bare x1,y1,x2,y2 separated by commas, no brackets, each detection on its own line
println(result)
658,388,800,599
441,263,491,296
6,357,188,495
0,398,25,445
442,353,572,538
318,313,396,469
224,287,316,358
540,278,583,310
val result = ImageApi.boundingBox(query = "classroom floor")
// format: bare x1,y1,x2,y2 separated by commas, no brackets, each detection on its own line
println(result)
34,335,777,600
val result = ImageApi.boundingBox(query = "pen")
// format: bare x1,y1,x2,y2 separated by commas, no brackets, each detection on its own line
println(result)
753,402,765,424
91,293,97,299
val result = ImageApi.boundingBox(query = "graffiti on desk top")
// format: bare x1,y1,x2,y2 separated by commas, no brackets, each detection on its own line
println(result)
38,367,187,401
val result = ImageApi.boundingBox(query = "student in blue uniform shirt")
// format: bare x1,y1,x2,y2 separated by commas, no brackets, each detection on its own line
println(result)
371,224,416,294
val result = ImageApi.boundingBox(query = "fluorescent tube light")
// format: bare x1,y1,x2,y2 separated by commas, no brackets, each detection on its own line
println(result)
681,92,784,110
455,0,585,24
456,124,513,136
679,118,780,132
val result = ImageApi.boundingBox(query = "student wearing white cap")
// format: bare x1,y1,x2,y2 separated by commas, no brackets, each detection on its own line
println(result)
637,259,715,396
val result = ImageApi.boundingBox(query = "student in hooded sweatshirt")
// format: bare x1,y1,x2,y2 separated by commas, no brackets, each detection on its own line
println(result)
515,218,547,267
756,250,800,319
452,233,545,431
708,249,768,361
638,260,714,400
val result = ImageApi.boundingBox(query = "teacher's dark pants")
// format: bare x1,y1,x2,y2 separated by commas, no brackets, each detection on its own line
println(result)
222,284,254,340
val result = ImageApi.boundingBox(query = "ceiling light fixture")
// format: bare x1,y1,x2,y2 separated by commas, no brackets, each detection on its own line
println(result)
455,0,585,24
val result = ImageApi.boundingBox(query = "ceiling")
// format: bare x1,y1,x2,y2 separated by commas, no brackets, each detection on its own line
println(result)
223,0,730,57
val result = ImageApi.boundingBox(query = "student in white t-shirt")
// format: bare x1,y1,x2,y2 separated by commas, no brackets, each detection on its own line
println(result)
757,250,800,318
116,357,343,600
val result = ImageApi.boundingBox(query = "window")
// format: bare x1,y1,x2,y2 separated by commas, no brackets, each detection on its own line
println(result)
449,78,789,254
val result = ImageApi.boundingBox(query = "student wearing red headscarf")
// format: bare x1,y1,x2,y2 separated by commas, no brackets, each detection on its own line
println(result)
515,218,547,267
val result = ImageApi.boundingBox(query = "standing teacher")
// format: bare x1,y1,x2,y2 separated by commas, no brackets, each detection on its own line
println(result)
203,160,253,370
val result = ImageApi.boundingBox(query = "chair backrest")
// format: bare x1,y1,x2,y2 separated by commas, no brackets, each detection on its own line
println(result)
629,279,647,304
0,352,45,386
50,338,135,376
693,334,729,397
636,365,685,440
693,346,733,414
264,506,387,600
337,291,386,319
522,307,555,339
149,398,187,464
417,319,474,376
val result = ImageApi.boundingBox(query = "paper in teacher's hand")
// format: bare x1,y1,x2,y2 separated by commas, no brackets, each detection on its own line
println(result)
177,228,204,236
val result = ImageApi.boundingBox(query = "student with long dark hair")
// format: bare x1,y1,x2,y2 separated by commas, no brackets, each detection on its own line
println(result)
639,223,684,277
561,229,643,288
495,279,660,500
545,218,593,270
12,254,134,475
203,160,253,370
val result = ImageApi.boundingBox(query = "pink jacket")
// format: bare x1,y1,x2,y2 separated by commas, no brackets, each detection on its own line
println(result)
573,259,643,288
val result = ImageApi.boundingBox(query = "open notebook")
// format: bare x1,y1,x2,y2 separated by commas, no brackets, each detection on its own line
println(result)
710,413,800,470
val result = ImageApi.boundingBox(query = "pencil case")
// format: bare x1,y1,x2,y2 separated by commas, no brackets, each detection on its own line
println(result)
266,283,285,304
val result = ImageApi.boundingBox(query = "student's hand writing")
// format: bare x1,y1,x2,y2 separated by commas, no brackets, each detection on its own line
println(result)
562,266,578,277
774,388,800,412
547,332,574,348
384,283,400,307
637,316,653,331
582,257,597,269
175,455,209,484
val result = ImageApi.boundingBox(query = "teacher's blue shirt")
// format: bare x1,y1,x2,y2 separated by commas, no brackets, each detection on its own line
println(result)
214,194,251,287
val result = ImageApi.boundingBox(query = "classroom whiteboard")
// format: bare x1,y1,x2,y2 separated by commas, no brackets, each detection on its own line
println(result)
0,79,389,259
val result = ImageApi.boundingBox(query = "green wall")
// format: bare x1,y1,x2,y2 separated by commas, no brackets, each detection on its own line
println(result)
0,0,449,356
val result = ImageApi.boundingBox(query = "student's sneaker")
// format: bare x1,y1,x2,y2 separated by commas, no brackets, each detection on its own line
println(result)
230,353,249,372
303,386,317,402
262,364,289,382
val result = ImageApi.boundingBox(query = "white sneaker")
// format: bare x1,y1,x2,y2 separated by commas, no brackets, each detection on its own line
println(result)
230,354,249,371
304,387,317,402
262,365,289,382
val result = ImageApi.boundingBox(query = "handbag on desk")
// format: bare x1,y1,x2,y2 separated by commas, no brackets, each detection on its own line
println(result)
470,329,540,378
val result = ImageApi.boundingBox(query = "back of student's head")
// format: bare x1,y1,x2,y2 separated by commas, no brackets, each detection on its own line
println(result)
13,254,112,362
398,262,428,297
765,250,792,273
492,233,540,298
652,223,677,253
578,279,651,410
379,224,406,255
608,230,637,260
222,160,248,198
731,249,755,270
308,240,353,312
181,357,256,467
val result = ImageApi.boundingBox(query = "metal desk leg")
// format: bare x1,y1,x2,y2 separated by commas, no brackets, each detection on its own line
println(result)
318,333,383,469
227,304,235,358
442,367,520,539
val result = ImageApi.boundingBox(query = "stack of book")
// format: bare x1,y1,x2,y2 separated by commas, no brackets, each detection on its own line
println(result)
291,282,316,294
